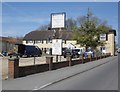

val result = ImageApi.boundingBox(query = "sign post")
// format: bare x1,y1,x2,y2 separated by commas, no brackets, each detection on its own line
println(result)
52,39,62,62
51,12,66,29
51,12,66,63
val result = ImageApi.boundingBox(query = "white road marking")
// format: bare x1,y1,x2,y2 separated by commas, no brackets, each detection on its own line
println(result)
33,82,53,90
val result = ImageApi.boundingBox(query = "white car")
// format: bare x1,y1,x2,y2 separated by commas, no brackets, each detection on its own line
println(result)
73,48,85,55
87,51,93,54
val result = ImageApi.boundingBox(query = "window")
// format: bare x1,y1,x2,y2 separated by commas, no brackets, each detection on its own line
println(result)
35,40,41,44
46,39,52,43
46,40,48,44
100,34,107,41
47,37,52,43
28,40,33,43
42,40,43,44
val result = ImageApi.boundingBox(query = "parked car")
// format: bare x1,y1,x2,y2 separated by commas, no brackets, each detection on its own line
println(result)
84,49,96,58
62,48,67,56
73,48,85,55
117,48,120,53
2,51,8,56
72,49,80,58
63,48,80,58
8,52,17,56
63,48,72,58
17,44,42,57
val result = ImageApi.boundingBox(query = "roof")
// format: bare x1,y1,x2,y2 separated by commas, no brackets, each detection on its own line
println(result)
0,37,22,44
23,29,116,40
109,29,116,36
23,30,73,40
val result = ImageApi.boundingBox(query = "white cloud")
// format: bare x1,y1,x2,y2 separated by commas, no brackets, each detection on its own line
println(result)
2,30,16,37
2,16,49,24
2,28,27,37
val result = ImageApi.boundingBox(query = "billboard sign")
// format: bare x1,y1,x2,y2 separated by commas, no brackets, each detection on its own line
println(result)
52,39,62,55
100,34,106,41
51,12,66,28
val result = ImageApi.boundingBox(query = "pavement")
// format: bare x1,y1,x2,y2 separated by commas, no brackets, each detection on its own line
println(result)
2,56,118,90
1,55,66,80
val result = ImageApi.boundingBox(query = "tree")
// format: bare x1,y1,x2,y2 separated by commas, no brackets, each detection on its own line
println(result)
37,18,77,31
73,8,112,50
66,18,77,31
37,24,50,31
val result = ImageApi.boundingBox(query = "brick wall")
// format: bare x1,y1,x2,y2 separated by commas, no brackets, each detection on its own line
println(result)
8,58,19,79
19,64,49,77
11,54,111,78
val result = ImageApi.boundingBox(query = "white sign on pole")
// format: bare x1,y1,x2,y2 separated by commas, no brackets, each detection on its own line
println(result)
51,13,66,28
52,39,62,55
100,34,106,41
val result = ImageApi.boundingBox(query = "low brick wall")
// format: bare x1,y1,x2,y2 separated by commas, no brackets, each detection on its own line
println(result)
19,64,49,77
18,54,111,78
52,61,69,70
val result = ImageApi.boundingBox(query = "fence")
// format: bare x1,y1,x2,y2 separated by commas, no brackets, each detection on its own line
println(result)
8,53,111,79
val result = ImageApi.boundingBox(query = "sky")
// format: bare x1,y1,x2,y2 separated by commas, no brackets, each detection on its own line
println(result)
1,2,118,43
1,0,120,2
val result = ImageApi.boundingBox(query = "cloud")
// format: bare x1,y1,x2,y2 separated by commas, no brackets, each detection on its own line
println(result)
2,30,17,37
21,17,49,23
2,16,49,24
2,28,27,37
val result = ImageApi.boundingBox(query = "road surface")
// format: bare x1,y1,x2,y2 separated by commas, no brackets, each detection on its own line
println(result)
41,56,118,90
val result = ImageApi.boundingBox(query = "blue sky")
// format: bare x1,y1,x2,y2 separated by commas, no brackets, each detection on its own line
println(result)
2,2,118,42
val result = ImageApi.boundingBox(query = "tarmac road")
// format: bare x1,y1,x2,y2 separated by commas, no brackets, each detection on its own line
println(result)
41,56,118,90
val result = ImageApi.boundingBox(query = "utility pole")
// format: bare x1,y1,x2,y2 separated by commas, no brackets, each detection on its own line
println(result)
86,8,90,30
87,8,90,22
85,8,91,51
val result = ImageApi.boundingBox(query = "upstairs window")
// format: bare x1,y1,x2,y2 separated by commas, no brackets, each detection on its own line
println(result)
100,34,107,41
27,40,34,43
35,40,42,44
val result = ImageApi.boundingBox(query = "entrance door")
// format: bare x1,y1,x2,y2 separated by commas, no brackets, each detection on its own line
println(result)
100,47,106,54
